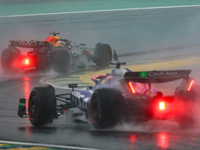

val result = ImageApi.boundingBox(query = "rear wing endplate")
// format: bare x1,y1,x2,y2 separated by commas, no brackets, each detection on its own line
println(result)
10,40,51,48
124,70,191,83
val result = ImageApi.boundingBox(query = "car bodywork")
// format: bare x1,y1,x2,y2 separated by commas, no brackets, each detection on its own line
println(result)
18,62,198,129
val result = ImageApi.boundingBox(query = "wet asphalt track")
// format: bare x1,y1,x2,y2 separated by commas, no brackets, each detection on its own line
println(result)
0,3,200,150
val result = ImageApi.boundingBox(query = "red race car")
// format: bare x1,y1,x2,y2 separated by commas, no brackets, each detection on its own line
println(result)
1,33,115,73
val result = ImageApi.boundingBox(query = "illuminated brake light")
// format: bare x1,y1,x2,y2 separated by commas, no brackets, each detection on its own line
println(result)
128,82,135,93
25,59,29,65
159,102,165,110
187,79,194,91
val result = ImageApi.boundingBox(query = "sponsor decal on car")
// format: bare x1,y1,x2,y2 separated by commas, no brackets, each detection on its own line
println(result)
140,71,179,78
71,91,90,110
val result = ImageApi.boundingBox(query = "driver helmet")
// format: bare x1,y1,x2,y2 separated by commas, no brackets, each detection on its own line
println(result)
44,36,60,46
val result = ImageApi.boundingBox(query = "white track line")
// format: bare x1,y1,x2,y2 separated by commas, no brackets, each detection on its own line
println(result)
0,140,102,150
1,5,200,18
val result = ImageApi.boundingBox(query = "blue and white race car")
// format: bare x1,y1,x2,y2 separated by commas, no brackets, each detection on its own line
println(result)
18,62,198,129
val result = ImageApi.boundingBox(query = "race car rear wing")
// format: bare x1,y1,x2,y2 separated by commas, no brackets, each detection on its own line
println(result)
124,70,191,83
10,40,51,48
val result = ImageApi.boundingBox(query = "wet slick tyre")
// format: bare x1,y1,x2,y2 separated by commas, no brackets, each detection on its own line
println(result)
174,91,196,128
90,89,124,129
28,86,56,126
1,49,11,72
1,48,21,73
93,43,112,67
1,48,14,72
49,47,70,73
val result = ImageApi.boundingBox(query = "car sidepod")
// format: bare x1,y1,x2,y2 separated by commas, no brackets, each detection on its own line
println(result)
71,90,92,113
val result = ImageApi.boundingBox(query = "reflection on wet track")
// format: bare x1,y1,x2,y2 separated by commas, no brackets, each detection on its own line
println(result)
157,132,168,149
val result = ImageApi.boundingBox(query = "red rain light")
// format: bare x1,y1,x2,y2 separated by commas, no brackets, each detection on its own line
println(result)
158,133,168,149
159,102,165,110
25,59,29,65
187,79,194,91
128,82,135,93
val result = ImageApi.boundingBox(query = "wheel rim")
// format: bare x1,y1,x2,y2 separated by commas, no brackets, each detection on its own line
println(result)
29,94,37,120
90,95,100,123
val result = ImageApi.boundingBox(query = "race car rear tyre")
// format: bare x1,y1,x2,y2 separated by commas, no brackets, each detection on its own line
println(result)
1,48,21,73
49,47,70,73
1,48,13,72
90,88,124,129
93,43,112,67
28,86,56,126
174,91,196,128
176,115,194,128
